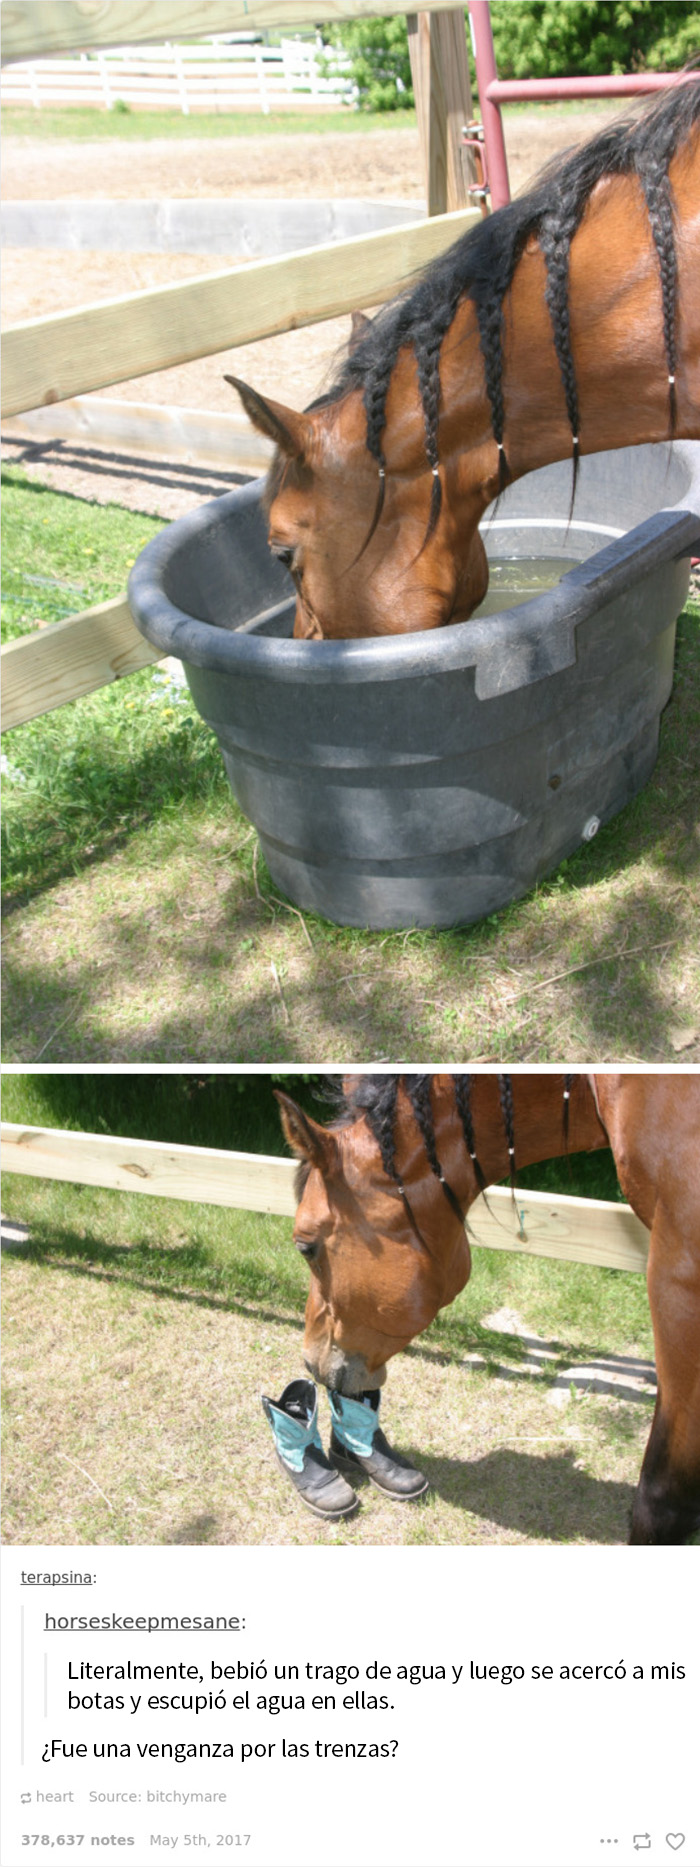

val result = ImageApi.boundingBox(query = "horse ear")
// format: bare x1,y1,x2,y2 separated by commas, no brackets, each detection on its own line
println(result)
224,375,311,459
348,310,371,353
275,1091,337,1173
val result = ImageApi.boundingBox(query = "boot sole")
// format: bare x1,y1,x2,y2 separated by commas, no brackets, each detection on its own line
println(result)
274,1452,358,1520
331,1448,429,1501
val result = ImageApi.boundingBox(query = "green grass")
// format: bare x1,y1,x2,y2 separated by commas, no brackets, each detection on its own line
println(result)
1,467,161,643
1,104,418,141
2,1157,654,1546
2,469,699,1062
0,1070,329,1157
1,467,228,898
1,665,228,903
0,97,618,145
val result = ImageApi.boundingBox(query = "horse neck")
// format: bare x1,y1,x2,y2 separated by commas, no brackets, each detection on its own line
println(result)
431,1075,609,1211
438,154,699,501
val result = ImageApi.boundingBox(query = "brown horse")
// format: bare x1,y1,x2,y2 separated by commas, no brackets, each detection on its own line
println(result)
230,81,700,638
276,1074,700,1544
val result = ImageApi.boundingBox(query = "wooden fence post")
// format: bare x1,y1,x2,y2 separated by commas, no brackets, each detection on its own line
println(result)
407,7,477,214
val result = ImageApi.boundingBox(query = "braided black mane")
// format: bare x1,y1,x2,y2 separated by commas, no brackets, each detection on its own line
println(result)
321,80,699,515
339,1074,483,1225
337,1074,577,1213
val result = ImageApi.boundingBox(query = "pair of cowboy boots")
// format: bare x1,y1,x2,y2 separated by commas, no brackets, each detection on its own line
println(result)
261,1379,428,1520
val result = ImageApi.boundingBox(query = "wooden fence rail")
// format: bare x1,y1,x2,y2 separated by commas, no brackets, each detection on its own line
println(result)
1,209,478,419
1,397,274,473
1,1123,651,1273
1,598,163,730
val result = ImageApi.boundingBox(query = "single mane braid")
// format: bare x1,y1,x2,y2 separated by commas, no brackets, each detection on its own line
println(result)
328,81,699,508
453,1074,488,1193
498,1074,516,1191
349,1075,400,1183
405,1076,443,1180
636,157,679,430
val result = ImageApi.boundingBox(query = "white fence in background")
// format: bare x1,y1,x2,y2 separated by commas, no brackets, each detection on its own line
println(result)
1,37,353,115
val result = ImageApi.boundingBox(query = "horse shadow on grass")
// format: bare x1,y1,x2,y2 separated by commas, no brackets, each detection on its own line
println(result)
159,1451,635,1543
420,1446,635,1544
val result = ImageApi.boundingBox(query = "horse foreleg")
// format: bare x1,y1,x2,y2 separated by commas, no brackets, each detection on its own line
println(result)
630,1207,700,1544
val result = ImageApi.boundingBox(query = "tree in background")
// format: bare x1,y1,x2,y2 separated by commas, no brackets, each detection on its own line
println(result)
491,1,700,79
322,2,700,111
318,14,412,112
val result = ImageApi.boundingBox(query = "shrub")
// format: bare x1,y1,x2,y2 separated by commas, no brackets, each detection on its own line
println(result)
320,4,700,111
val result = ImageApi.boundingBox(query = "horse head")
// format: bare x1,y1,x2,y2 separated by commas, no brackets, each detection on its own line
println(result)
275,1083,473,1392
226,319,494,640
276,1074,611,1395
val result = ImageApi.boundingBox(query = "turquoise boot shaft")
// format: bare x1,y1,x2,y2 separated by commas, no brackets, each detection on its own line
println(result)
328,1389,379,1459
261,1380,357,1520
261,1378,322,1473
329,1388,429,1500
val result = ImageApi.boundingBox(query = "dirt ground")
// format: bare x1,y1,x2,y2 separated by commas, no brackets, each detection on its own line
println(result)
2,111,616,517
3,111,614,202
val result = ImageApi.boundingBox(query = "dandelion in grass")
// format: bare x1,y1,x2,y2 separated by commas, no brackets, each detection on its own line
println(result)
1,755,27,785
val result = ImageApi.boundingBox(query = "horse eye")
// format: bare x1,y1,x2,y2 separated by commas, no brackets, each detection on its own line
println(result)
294,1236,319,1261
271,543,295,571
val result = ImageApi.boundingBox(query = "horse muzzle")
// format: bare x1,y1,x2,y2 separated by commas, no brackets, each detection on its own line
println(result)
303,1345,387,1397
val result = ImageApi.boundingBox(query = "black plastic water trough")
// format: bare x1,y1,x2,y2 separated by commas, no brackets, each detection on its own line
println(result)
128,443,700,930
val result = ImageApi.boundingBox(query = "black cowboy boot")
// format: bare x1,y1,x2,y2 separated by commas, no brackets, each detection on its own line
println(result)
261,1379,358,1520
329,1389,429,1499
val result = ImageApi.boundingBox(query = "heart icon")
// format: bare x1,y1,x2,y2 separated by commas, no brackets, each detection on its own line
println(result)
666,1838,685,1853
